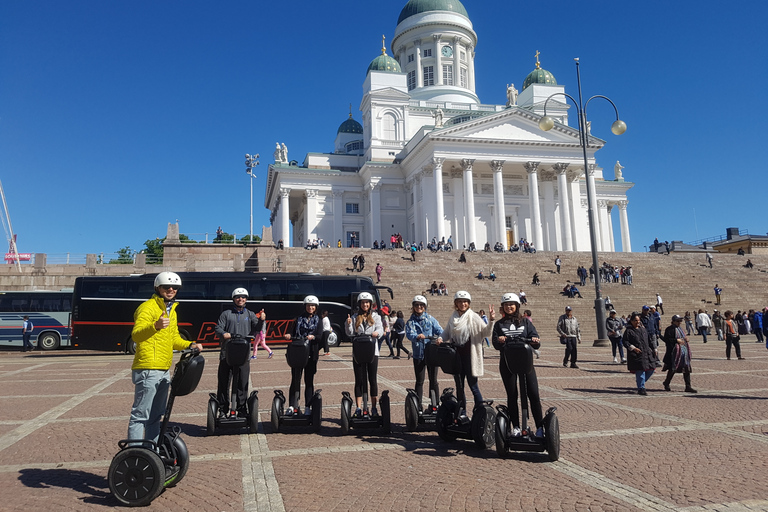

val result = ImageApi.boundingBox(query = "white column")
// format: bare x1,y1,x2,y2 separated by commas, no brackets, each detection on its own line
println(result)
586,165,602,251
598,200,611,253
422,169,434,241
413,174,423,243
434,34,442,85
333,191,343,247
524,161,543,249
451,170,465,248
279,188,290,248
568,172,585,250
415,40,423,88
462,159,476,247
491,160,507,250
554,164,573,251
607,203,616,252
618,200,632,252
452,36,460,86
542,175,557,251
433,157,445,241
304,189,318,242
510,205,520,244
368,182,381,246
468,45,476,91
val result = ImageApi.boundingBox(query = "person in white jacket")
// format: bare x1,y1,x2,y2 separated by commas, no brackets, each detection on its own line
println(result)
696,309,713,343
345,292,383,417
440,291,495,414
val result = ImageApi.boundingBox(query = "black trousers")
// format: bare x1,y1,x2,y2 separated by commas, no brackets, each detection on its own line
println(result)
289,358,318,408
725,336,742,359
353,356,379,399
563,337,578,366
500,362,543,429
664,368,692,388
393,332,409,356
217,358,250,412
412,357,439,409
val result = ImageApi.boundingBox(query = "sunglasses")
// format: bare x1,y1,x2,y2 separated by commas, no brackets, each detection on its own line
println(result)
160,285,179,291
234,296,247,300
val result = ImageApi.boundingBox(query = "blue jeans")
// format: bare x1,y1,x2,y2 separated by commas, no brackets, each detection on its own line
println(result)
128,369,170,443
635,368,655,390
609,336,625,360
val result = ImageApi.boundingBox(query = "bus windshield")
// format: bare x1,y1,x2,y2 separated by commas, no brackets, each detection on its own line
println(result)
0,291,72,350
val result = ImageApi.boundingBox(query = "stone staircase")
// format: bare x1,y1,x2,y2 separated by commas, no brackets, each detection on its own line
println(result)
277,247,768,342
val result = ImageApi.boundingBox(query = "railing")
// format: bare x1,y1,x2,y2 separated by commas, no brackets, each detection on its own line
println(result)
684,229,748,247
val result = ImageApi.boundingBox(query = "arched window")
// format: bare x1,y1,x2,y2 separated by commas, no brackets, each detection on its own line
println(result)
382,113,397,140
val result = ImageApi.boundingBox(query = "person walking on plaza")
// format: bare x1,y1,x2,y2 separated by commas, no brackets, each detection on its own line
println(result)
696,308,713,343
661,315,696,393
321,310,332,356
623,312,658,395
555,255,562,274
21,315,34,352
606,310,626,363
750,309,764,344
392,310,409,359
712,309,724,340
127,272,201,443
655,293,664,315
375,263,383,283
352,254,359,271
216,288,267,416
723,311,744,360
557,306,581,368
358,253,366,272
714,284,722,305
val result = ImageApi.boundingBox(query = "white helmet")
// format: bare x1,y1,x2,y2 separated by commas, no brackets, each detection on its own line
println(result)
357,292,374,303
303,295,320,305
154,272,181,288
501,293,520,304
454,290,471,302
232,287,249,298
412,295,428,307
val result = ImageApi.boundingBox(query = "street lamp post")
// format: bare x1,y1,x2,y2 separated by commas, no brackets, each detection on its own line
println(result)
245,153,260,242
539,58,626,345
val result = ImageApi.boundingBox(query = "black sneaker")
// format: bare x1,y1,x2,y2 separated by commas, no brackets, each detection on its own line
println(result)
570,364,579,369
638,388,647,396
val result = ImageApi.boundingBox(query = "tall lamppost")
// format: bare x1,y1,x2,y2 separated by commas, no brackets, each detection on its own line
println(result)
245,153,260,242
539,58,626,344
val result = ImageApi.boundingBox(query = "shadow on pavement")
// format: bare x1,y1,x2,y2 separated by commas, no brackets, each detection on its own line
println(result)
18,468,118,506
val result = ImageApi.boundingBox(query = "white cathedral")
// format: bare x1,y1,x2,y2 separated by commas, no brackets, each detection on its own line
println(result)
265,0,633,252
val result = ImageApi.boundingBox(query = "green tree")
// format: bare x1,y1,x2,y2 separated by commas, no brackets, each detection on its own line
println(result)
213,232,235,244
109,246,135,264
143,238,164,264
238,234,262,244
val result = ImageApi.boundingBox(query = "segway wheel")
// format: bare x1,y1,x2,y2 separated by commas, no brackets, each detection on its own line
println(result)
165,435,189,488
404,393,419,432
380,391,391,434
545,412,561,461
471,405,496,449
108,447,165,507
312,395,322,433
435,399,459,442
340,396,352,435
206,398,217,436
495,414,509,458
247,391,260,434
271,395,282,433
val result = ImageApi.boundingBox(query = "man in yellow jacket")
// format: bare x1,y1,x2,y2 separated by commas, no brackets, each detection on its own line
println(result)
128,272,201,443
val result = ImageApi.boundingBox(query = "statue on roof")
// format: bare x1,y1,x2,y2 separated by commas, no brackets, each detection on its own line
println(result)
274,143,281,163
433,107,444,128
614,160,624,180
506,83,518,107
281,143,288,163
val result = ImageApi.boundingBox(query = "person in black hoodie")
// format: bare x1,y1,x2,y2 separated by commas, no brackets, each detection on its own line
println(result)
283,295,324,415
492,292,543,437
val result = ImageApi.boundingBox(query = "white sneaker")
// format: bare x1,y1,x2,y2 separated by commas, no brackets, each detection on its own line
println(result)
285,406,294,416
304,407,311,416
534,350,540,359
613,357,618,363
512,427,522,437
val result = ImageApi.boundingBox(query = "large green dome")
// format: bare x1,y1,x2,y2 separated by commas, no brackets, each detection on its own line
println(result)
523,54,557,90
367,52,402,74
397,0,469,24
338,115,363,135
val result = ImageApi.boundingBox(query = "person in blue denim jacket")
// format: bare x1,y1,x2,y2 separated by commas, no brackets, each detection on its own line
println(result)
405,295,443,411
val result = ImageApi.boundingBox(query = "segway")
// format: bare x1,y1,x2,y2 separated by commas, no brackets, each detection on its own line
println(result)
432,341,496,448
206,335,259,435
340,335,391,434
270,336,322,432
494,339,560,461
404,338,440,431
109,348,205,507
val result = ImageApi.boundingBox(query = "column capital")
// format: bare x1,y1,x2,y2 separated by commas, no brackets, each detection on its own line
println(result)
461,158,475,171
586,164,598,177
433,33,442,42
524,161,540,175
617,200,628,210
490,160,505,172
422,167,434,178
279,187,290,198
414,38,421,47
432,156,445,169
553,162,570,175
332,190,345,199
597,199,608,208
305,189,318,199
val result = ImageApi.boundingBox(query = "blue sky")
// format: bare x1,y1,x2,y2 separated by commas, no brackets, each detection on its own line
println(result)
1,0,767,257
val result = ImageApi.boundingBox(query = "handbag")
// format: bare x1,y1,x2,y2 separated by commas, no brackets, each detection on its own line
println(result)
560,335,566,345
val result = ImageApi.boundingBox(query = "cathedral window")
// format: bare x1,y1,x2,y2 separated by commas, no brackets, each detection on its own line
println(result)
460,67,467,88
442,65,453,86
423,66,434,86
424,49,432,57
382,113,397,140
407,70,416,91
408,54,414,63
346,203,359,214
460,51,466,62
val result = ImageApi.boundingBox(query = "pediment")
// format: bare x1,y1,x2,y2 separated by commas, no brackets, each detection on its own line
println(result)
432,109,586,145
367,87,412,101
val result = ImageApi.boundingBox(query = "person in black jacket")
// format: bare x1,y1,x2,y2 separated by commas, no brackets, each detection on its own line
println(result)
623,312,658,395
492,292,543,437
661,315,696,393
283,295,324,415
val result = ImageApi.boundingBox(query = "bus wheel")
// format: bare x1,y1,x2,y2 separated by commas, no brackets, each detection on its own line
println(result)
38,332,61,351
127,337,137,355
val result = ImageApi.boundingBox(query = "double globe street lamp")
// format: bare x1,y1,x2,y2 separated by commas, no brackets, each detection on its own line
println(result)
245,153,260,242
539,58,626,345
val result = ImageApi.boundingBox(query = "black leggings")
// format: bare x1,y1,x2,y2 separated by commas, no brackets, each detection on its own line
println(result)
500,362,543,429
393,332,409,357
289,358,317,408
412,357,439,408
353,356,379,398
726,336,742,359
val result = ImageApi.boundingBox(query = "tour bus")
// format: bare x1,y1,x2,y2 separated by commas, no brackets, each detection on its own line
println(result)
0,290,73,350
70,272,392,352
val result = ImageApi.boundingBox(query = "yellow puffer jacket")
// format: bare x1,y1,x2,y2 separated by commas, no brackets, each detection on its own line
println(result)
131,295,192,370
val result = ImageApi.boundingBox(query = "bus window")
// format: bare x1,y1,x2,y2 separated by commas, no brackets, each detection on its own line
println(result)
209,280,247,300
176,280,208,299
259,280,285,301
12,299,28,312
125,279,155,299
83,280,126,298
322,278,360,305
286,279,320,301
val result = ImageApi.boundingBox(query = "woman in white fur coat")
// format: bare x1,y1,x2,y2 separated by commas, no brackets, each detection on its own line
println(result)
440,290,495,413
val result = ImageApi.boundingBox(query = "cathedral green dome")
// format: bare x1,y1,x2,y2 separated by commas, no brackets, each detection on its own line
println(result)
397,0,469,24
337,115,363,135
523,55,557,90
367,52,402,74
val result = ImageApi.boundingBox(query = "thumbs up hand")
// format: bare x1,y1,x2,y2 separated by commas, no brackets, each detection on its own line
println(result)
259,309,266,321
347,314,352,325
155,312,170,330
